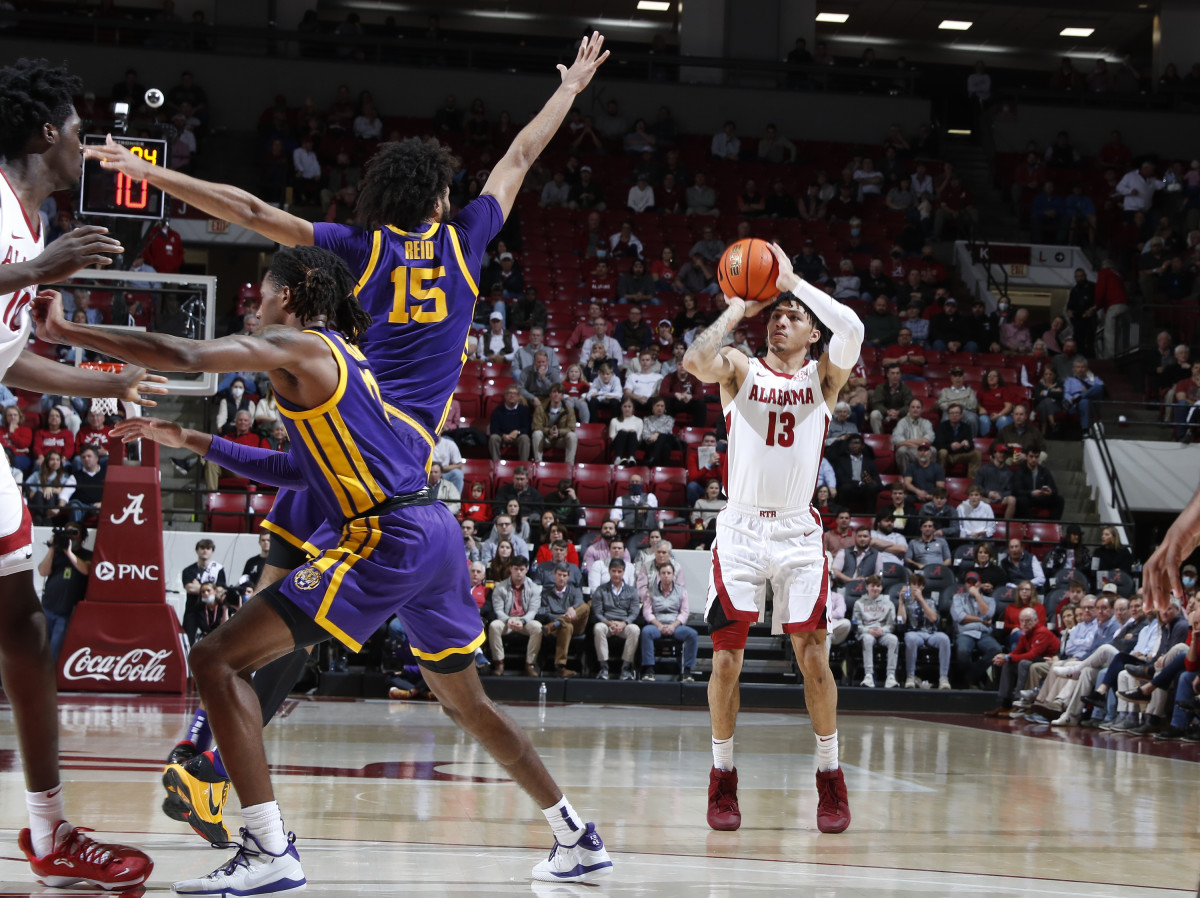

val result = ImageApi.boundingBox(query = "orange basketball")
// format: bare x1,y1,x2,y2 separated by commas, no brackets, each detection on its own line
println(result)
717,238,780,302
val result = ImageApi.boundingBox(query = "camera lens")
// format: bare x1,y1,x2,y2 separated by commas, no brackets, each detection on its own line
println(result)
145,88,164,109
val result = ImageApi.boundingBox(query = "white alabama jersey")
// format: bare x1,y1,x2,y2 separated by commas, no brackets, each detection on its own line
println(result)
0,170,40,561
0,170,40,374
723,357,831,510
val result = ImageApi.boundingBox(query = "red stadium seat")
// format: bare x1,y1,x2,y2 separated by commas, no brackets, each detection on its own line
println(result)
493,459,524,492
531,461,573,489
1022,518,1060,540
461,459,493,494
248,492,275,528
205,492,247,533
574,423,607,463
573,463,613,507
453,391,482,421
582,506,610,528
944,477,971,502
653,477,687,513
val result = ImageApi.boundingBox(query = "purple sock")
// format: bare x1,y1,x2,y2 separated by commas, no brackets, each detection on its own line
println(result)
187,709,212,751
205,749,228,779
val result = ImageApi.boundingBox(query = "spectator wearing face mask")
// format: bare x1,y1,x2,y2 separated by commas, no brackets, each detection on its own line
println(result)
215,377,257,434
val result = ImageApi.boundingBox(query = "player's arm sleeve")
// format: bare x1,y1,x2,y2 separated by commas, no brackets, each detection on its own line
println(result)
203,437,308,490
787,278,865,369
452,196,505,262
312,223,373,274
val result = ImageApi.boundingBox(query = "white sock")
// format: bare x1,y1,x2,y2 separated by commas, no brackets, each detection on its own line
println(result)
816,730,839,771
241,800,288,855
26,786,66,857
541,795,585,847
712,735,734,771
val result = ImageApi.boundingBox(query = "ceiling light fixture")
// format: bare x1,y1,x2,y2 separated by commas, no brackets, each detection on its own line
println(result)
815,12,849,23
1060,27,1095,37
637,1,671,10
939,20,972,30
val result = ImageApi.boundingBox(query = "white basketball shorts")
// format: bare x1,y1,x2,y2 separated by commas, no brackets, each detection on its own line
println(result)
0,462,34,577
705,503,828,635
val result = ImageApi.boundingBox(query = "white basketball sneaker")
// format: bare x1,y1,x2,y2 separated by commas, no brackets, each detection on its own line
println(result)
532,822,613,883
172,828,306,895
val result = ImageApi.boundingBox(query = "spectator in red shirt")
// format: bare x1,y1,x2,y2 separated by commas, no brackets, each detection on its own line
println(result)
462,481,494,530
933,174,978,239
143,223,184,274
660,365,707,426
686,432,725,505
1009,151,1044,219
986,605,1060,716
0,405,33,475
880,328,927,379
978,368,1019,433
203,409,268,491
583,259,617,304
650,246,679,292
75,407,112,465
565,302,611,351
1095,258,1130,359
33,407,74,468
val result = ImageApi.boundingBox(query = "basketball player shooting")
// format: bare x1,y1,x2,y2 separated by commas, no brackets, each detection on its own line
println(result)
683,242,862,834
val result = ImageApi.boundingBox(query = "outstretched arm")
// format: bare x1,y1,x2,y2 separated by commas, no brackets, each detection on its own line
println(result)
3,351,166,407
83,137,313,247
35,290,303,376
111,417,306,491
766,243,864,406
482,32,609,219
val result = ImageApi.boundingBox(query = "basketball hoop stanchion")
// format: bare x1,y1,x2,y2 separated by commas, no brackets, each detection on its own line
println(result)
57,368,187,693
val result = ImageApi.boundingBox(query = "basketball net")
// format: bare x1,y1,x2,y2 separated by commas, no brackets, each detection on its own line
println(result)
79,361,142,420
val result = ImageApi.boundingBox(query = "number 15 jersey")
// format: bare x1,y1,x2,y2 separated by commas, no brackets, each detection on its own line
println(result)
313,195,503,445
723,357,831,511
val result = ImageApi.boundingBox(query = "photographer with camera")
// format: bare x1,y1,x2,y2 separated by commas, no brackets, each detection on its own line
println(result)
36,523,91,662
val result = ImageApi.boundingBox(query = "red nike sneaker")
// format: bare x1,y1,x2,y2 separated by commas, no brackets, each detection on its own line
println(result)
19,821,153,890
815,768,851,833
706,766,741,831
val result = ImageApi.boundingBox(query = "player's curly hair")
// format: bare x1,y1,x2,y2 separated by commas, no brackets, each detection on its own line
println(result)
355,137,457,230
0,58,82,160
266,246,372,343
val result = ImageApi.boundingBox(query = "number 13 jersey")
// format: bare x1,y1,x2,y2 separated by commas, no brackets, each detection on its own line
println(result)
723,357,831,511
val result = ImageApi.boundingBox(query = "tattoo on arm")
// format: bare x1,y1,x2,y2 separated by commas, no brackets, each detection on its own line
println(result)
689,307,742,360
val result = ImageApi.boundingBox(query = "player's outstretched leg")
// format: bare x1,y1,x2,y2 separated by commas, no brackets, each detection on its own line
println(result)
422,664,613,883
172,598,307,895
0,570,153,890
163,563,309,841
792,631,851,834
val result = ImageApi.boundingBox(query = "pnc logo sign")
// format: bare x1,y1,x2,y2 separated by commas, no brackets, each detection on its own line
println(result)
110,493,147,526
94,561,160,582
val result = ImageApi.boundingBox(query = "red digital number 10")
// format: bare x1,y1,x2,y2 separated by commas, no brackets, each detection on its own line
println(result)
114,171,149,210
112,144,156,210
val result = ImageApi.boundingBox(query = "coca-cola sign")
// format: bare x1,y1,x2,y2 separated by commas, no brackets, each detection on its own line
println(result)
62,647,172,683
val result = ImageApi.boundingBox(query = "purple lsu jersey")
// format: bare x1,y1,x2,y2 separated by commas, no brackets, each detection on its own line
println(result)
313,195,503,442
275,327,481,656
265,195,503,556
275,327,428,524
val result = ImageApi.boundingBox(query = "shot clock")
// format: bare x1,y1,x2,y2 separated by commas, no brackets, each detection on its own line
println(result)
78,134,168,220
